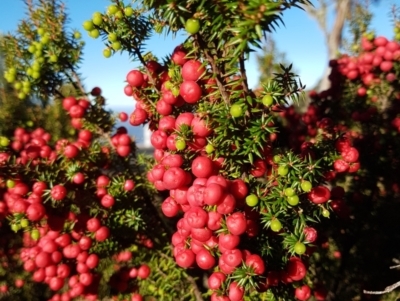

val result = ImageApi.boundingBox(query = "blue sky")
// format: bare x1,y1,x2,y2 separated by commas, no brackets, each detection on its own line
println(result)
0,0,396,109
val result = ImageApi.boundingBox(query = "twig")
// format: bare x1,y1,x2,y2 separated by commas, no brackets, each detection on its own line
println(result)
114,0,160,94
194,35,230,104
390,258,400,269
239,53,249,94
364,280,400,295
71,70,86,95
186,273,205,301
25,0,41,28
63,61,86,95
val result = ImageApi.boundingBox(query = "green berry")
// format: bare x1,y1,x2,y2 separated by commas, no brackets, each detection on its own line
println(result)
284,187,295,197
83,20,94,31
32,71,40,80
171,86,180,97
273,155,281,163
40,35,50,45
277,165,289,177
103,48,112,58
294,242,306,255
107,4,119,15
37,28,45,36
89,29,100,39
246,194,259,207
108,32,118,42
20,219,29,228
8,67,17,75
205,144,214,154
322,209,330,218
92,12,103,26
17,92,26,99
287,195,299,206
112,41,122,51
115,11,124,19
28,45,36,53
270,219,282,232
175,140,186,151
14,82,22,90
262,94,273,106
22,85,31,94
49,54,58,63
230,103,243,118
0,137,10,147
124,7,134,17
185,18,200,35
31,229,40,240
301,180,312,192
11,224,20,233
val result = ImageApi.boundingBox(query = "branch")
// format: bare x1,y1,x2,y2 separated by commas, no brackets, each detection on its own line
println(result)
303,0,329,39
239,53,249,94
390,258,400,269
327,0,351,55
194,35,230,104
114,0,159,94
71,70,86,96
64,63,86,96
25,0,40,28
186,273,205,301
364,281,400,295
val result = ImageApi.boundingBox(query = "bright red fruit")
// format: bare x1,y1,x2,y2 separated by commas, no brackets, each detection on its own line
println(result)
171,45,188,66
221,249,242,267
228,281,245,301
304,226,318,243
72,172,85,184
245,254,265,275
179,80,202,104
191,156,214,178
226,212,247,235
196,249,216,270
26,203,45,221
185,207,208,228
35,251,52,268
101,194,115,208
191,116,212,137
63,244,81,259
229,179,249,200
49,277,64,291
218,233,240,250
308,186,331,204
95,226,110,242
208,272,226,290
86,254,99,269
129,108,148,126
295,285,312,301
287,257,307,281
181,60,205,81
161,197,180,217
163,167,187,189
126,70,144,87
175,249,195,268
51,185,67,201
62,96,78,111
203,183,224,205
